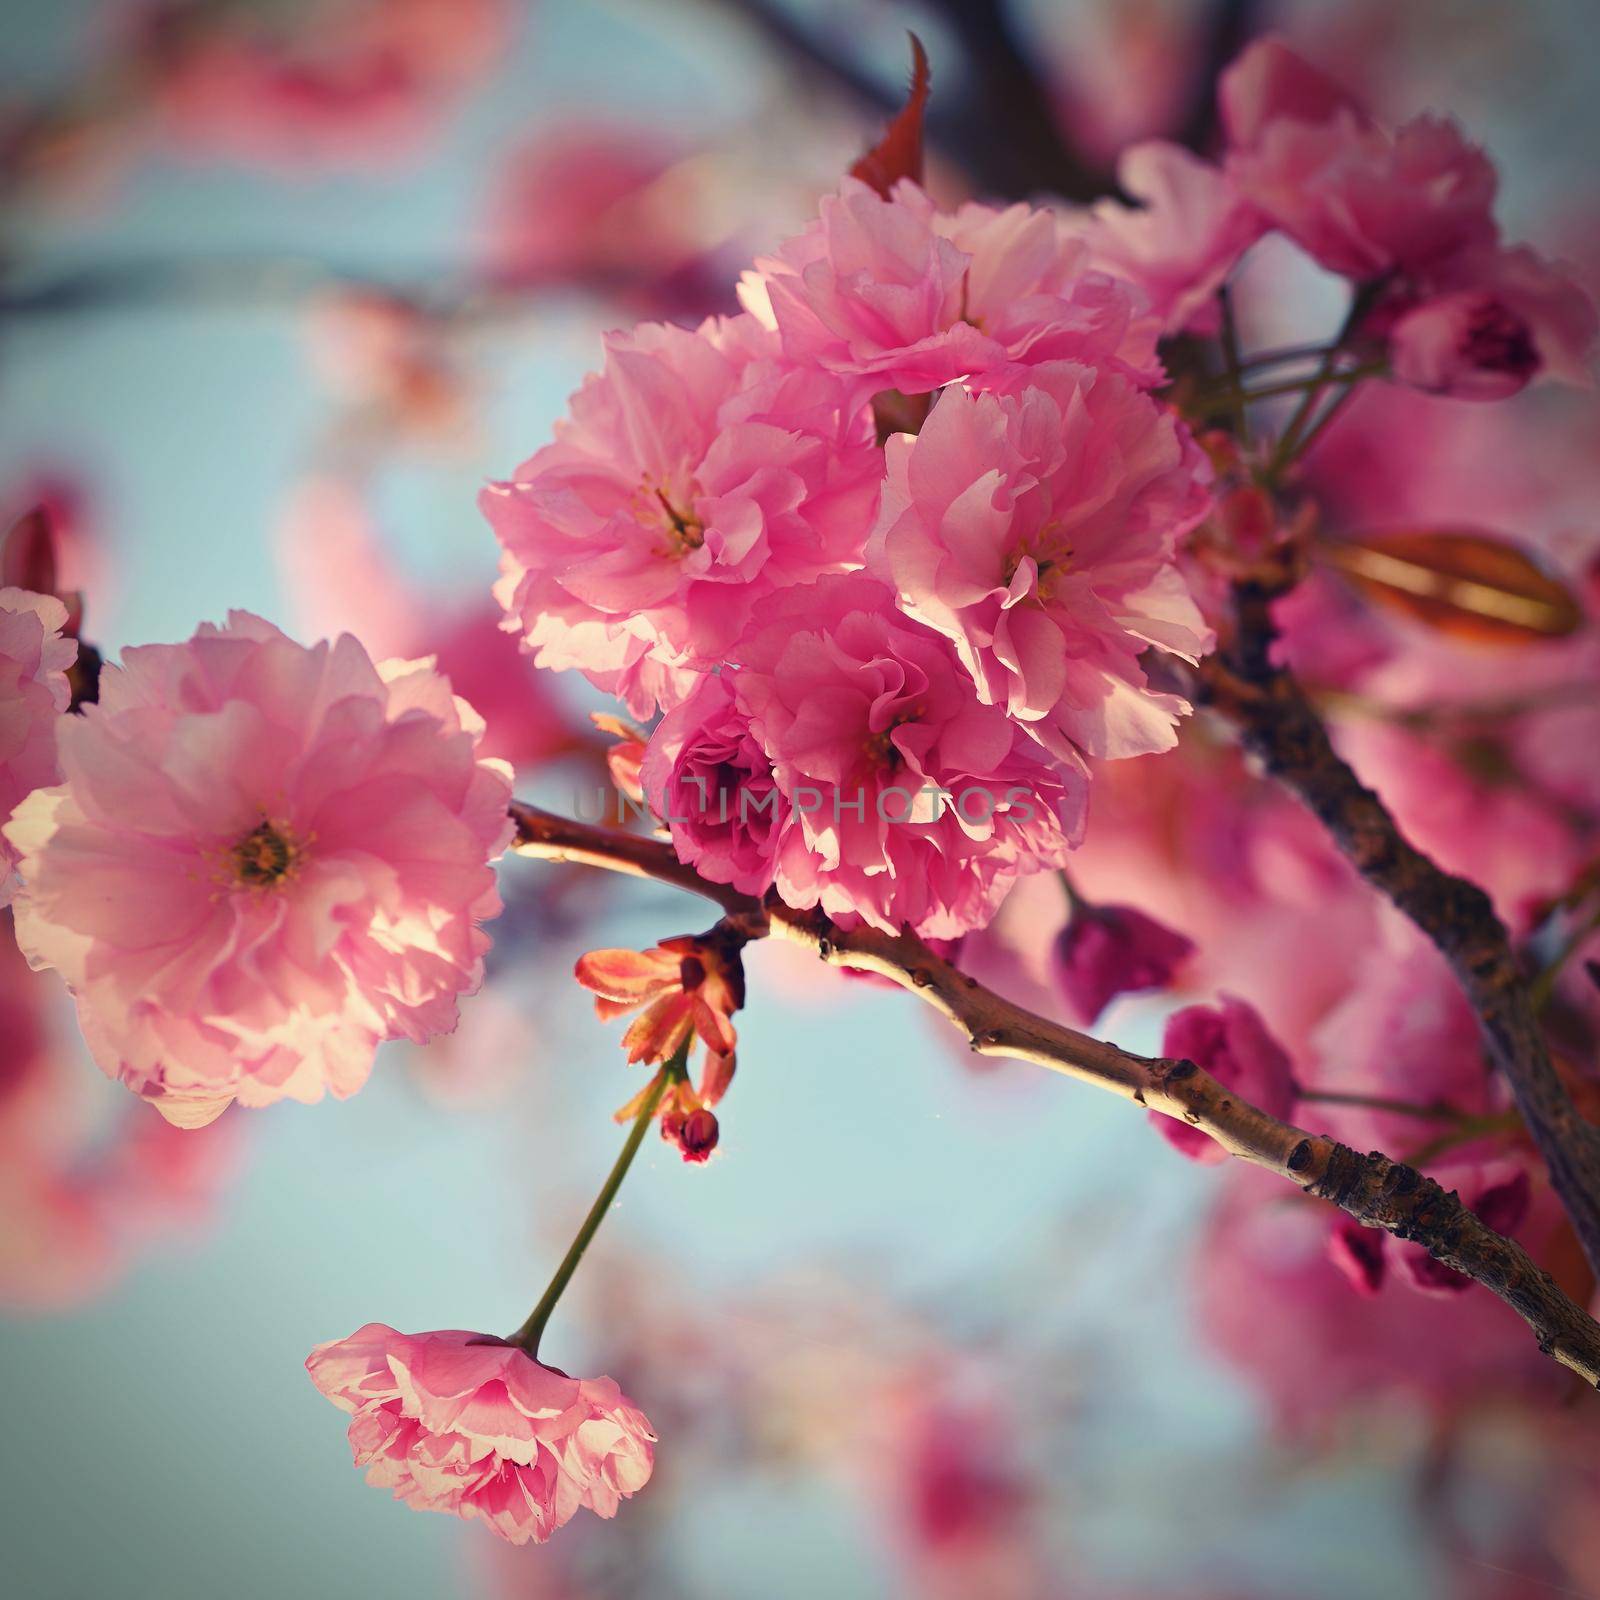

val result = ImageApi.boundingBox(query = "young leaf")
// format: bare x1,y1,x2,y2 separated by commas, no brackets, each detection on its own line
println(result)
849,34,930,197
1319,528,1585,644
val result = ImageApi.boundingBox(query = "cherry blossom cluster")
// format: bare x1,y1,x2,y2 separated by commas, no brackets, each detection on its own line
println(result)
1,24,1598,1570
484,151,1215,940
1075,36,1596,398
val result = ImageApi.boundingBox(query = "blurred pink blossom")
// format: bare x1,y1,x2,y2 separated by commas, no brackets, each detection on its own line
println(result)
131,0,511,171
1050,898,1194,1026
0,587,75,904
1153,994,1296,1163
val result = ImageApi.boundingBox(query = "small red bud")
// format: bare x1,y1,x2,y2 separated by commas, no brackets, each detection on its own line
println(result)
673,1106,719,1163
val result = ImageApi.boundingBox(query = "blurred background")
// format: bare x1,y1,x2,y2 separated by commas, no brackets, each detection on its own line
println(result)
2,2,1598,1597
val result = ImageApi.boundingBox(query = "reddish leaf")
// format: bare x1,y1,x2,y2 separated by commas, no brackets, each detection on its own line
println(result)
1319,528,1585,644
849,34,930,197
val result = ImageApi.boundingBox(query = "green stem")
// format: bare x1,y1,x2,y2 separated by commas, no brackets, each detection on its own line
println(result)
1217,284,1252,449
1298,1087,1468,1122
509,1047,680,1359
1262,281,1388,482
1399,1112,1524,1172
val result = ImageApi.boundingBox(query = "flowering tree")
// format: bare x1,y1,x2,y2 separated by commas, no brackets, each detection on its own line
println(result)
4,16,1600,1571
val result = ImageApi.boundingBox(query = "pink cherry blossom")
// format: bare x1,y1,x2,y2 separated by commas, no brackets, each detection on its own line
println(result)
1075,141,1265,334
1220,38,1498,282
1050,899,1194,1026
729,574,1084,939
306,1324,655,1544
867,364,1212,764
1153,995,1296,1164
738,178,1162,401
0,587,75,906
484,313,880,719
3,612,512,1127
640,672,783,897
1386,245,1597,400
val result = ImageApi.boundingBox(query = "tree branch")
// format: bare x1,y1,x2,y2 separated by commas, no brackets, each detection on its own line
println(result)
507,800,1600,1391
1198,582,1600,1284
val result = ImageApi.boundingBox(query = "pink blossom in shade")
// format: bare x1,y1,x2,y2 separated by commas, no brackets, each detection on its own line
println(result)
484,314,881,720
1327,1215,1386,1297
1196,1166,1559,1435
867,365,1213,766
2,612,513,1128
1050,901,1194,1027
0,588,75,906
737,178,1163,403
1075,142,1266,335
479,126,730,320
305,1325,655,1545
1400,1168,1532,1296
730,574,1085,940
1219,40,1497,283
131,0,510,172
1152,995,1296,1165
1217,35,1363,150
639,673,782,898
1301,919,1509,1158
1386,245,1597,401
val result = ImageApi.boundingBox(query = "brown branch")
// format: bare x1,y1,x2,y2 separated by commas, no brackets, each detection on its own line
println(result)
508,800,1600,1391
1198,582,1600,1284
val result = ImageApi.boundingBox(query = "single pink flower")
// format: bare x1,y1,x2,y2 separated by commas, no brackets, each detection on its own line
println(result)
738,178,1162,401
639,673,783,898
306,1324,655,1545
484,313,880,719
1076,141,1265,334
0,587,75,905
729,574,1085,938
1050,900,1194,1026
1386,245,1597,400
1153,995,1296,1164
1220,38,1498,282
867,364,1212,764
3,612,512,1127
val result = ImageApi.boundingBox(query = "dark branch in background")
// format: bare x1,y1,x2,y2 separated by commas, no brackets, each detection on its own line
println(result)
1167,0,1266,157
714,0,1112,201
1198,585,1600,1283
508,801,1600,1391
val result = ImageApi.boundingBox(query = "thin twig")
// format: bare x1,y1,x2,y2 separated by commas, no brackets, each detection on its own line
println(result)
507,801,1600,1391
